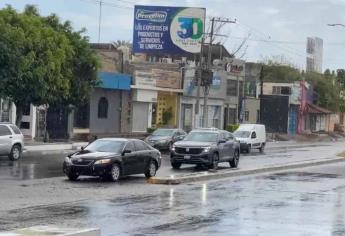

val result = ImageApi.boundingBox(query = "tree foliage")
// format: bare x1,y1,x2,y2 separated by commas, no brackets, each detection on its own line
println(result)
0,5,99,124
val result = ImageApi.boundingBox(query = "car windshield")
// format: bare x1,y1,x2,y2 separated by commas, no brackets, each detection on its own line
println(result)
234,131,251,138
152,129,174,136
184,132,218,142
85,140,125,153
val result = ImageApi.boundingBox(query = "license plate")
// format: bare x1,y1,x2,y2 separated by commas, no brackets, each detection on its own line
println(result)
184,155,191,160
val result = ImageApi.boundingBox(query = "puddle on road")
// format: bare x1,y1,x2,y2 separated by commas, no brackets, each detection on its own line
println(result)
262,171,340,182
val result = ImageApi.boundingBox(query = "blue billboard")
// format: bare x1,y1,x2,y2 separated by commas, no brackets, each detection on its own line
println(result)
133,5,206,55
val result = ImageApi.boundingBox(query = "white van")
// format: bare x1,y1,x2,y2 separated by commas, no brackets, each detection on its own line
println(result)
233,124,266,153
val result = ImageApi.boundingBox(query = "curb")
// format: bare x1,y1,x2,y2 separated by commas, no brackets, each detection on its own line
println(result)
147,157,345,185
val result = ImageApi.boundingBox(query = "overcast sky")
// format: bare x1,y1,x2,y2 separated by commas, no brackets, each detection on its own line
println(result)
2,0,345,71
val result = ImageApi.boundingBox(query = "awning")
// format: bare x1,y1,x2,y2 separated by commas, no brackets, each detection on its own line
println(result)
98,72,131,90
305,103,332,114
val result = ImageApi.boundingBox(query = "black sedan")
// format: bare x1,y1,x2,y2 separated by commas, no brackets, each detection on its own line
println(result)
63,138,161,181
144,128,186,150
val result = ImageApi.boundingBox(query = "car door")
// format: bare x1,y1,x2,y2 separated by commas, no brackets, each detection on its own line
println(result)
133,140,150,174
0,125,13,155
217,132,228,161
122,141,140,175
251,131,259,148
224,132,235,159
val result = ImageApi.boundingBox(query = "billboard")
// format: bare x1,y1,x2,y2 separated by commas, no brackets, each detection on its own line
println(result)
133,5,206,54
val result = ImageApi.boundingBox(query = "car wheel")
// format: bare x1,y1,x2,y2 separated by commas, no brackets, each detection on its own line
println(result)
259,143,265,153
230,149,240,168
110,163,121,182
208,153,219,170
171,162,181,169
8,144,21,161
67,172,79,181
145,160,157,178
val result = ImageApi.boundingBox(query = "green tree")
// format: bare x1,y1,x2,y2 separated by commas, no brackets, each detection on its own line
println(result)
262,64,302,82
305,71,341,112
0,5,99,125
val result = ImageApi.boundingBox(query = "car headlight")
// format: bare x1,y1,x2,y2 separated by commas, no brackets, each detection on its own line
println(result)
65,157,71,163
94,159,112,165
203,147,212,153
171,144,176,151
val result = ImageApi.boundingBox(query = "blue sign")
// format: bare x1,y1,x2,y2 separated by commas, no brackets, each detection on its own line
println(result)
133,5,206,55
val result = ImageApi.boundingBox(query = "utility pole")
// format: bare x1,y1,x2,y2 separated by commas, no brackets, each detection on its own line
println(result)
195,37,204,115
98,0,103,43
202,17,236,128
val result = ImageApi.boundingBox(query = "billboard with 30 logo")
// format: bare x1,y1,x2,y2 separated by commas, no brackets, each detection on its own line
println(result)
133,5,206,54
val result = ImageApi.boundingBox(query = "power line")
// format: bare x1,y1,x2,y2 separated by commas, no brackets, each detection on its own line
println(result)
78,0,133,10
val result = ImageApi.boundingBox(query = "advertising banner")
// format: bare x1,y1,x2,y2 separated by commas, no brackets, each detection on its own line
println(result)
133,5,206,54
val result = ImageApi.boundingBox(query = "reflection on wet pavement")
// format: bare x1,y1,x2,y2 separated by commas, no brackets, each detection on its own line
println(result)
0,153,66,180
2,165,344,235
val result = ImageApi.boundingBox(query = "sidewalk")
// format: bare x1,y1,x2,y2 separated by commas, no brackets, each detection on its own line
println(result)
24,141,88,152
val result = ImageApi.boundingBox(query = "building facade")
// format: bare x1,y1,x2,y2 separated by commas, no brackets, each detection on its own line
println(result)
130,62,183,132
306,37,323,73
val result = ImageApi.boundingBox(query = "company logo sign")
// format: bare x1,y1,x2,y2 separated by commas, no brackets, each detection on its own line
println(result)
133,6,205,54
136,9,167,22
170,8,205,54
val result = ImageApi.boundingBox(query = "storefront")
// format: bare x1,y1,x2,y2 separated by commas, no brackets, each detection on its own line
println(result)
131,63,182,132
180,63,225,131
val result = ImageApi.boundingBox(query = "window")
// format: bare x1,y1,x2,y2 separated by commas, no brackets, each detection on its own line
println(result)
134,140,149,151
272,86,291,95
10,125,21,135
245,111,249,121
0,125,12,136
124,142,135,152
98,97,108,119
227,80,237,96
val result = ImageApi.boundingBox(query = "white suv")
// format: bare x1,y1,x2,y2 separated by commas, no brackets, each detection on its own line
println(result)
0,123,24,161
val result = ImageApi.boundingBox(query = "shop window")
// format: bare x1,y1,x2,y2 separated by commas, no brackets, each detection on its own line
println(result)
98,97,108,119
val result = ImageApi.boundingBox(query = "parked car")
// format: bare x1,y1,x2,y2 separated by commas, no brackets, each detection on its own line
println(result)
233,124,266,153
144,128,187,150
170,129,240,169
63,138,161,181
0,123,24,161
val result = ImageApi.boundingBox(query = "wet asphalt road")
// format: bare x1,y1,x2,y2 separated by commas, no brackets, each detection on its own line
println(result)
0,141,342,181
1,162,345,235
0,141,345,235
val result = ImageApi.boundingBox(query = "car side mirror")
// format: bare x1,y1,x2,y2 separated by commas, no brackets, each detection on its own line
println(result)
176,135,185,141
218,139,226,144
81,146,84,151
122,149,131,156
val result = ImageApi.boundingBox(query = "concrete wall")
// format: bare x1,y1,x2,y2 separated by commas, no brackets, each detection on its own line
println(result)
90,88,121,134
243,98,260,124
